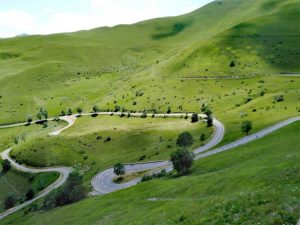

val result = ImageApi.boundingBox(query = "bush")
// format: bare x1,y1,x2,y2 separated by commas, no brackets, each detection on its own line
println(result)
26,188,35,200
274,95,284,102
93,105,100,113
2,159,11,172
4,192,18,209
114,105,121,112
113,163,125,177
43,172,85,210
141,111,147,118
141,170,167,182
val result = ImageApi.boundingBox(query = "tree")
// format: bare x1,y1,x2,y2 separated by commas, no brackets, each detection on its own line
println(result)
207,116,213,127
191,113,199,123
2,159,11,172
242,120,252,135
141,111,147,118
37,111,43,120
176,132,194,148
77,107,83,115
201,104,213,117
200,133,206,142
170,148,194,175
37,108,48,120
67,108,72,115
4,192,18,209
114,105,121,112
230,61,236,67
93,105,100,113
27,116,32,123
113,163,125,178
167,106,171,114
26,188,35,200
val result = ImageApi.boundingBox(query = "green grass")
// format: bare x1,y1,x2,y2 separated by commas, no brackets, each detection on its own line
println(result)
2,119,300,225
11,116,212,184
0,163,59,212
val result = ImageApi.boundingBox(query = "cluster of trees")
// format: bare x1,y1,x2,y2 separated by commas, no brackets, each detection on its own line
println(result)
43,171,85,210
171,132,195,175
201,104,213,127
37,108,48,120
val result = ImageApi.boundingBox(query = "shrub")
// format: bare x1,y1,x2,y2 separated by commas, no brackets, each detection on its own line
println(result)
113,163,125,177
26,188,35,200
4,192,18,209
2,159,11,172
191,113,199,123
274,95,284,102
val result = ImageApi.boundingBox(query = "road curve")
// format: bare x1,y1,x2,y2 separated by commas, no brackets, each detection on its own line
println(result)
91,116,300,195
0,148,72,220
91,117,225,195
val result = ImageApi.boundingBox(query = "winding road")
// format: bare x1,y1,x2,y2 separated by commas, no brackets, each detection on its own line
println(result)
0,112,299,220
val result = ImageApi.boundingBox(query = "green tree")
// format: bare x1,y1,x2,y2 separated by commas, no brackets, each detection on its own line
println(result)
4,192,18,209
26,188,35,200
167,106,171,114
207,116,213,127
93,105,100,113
242,120,253,135
77,107,83,115
67,108,72,115
113,163,125,177
191,113,199,123
176,132,194,148
170,148,194,175
200,133,206,142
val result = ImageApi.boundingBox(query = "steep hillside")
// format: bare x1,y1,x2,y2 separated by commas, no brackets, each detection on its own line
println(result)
0,0,299,125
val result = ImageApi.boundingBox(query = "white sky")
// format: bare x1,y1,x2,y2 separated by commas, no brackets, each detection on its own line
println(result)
0,0,213,38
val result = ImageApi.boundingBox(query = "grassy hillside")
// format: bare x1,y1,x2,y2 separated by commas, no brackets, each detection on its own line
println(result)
2,120,300,225
0,0,299,131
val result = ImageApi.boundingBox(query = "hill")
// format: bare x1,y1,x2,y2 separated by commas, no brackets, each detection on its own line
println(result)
0,0,300,224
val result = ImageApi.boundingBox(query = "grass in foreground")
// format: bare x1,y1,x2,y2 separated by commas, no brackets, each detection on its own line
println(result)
2,121,300,224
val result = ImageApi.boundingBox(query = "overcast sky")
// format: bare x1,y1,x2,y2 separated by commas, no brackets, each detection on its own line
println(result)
0,0,213,38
